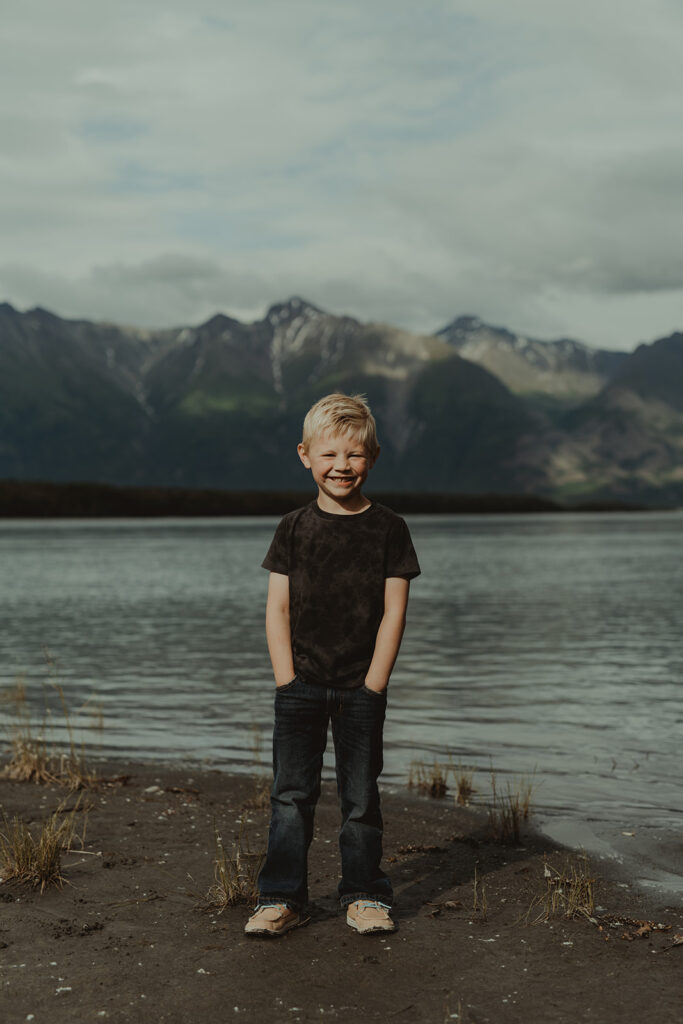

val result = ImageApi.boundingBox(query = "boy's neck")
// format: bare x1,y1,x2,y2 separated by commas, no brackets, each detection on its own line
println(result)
316,489,372,515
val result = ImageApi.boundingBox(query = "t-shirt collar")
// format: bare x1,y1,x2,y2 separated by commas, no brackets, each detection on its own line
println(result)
311,499,376,521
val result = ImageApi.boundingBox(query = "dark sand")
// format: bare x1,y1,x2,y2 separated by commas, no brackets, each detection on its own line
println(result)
1,763,681,1024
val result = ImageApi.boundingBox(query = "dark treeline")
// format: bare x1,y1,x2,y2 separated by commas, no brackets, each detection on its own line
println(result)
0,480,652,517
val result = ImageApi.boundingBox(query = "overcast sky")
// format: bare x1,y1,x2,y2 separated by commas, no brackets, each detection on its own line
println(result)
2,0,682,349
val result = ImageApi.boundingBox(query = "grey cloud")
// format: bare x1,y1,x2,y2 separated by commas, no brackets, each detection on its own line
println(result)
2,248,680,352
0,256,275,328
1,0,683,349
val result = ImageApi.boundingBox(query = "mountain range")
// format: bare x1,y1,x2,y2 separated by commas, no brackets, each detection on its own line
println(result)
0,297,681,503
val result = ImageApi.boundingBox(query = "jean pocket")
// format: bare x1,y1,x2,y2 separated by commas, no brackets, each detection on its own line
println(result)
275,675,299,694
362,684,387,700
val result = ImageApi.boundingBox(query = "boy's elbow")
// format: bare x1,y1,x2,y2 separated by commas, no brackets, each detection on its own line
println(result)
267,601,290,623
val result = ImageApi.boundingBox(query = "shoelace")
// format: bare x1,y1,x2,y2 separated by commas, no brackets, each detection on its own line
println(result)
357,900,391,913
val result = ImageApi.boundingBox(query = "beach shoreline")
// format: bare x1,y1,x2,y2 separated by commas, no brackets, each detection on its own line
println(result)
537,813,683,900
1,761,681,1023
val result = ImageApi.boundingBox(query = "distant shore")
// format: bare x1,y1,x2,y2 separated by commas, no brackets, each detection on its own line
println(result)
0,479,655,518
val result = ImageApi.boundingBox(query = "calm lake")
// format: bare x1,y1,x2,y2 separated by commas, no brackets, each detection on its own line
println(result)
1,512,681,881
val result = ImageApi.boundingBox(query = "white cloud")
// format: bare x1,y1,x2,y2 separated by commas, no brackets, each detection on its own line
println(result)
1,0,682,348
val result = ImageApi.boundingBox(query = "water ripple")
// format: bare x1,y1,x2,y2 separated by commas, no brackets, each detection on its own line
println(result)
0,512,681,831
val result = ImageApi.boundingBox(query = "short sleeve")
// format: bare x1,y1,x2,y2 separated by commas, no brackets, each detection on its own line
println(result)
385,516,421,580
261,517,291,574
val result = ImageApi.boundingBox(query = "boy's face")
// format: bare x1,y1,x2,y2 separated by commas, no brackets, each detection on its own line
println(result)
297,431,376,510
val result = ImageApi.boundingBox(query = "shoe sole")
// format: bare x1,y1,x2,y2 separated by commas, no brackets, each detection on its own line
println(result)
245,915,306,938
346,916,396,935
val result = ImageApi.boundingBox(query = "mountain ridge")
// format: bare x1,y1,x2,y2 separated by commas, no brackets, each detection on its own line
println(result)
0,297,681,503
436,314,629,408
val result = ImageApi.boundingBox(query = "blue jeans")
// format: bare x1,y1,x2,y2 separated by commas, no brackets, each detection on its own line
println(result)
257,675,392,912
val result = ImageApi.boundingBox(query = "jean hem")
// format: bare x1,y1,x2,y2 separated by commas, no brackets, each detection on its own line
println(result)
255,896,303,913
339,892,393,909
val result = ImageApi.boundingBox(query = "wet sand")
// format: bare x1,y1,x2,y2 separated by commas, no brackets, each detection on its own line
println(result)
1,763,681,1024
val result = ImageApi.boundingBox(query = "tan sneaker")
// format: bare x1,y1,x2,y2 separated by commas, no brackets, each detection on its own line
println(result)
244,903,302,937
346,899,396,935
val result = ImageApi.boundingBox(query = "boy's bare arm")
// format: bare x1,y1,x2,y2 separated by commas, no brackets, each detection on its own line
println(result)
364,577,410,693
265,572,296,686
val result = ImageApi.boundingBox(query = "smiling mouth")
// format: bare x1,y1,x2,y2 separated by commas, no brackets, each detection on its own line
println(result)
327,476,354,484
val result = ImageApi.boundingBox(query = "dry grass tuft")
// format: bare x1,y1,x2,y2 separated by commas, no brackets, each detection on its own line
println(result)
526,854,596,924
486,772,535,844
0,795,88,892
452,763,475,806
517,775,534,819
205,815,265,910
242,775,271,812
1,676,55,783
408,758,449,798
408,756,476,804
1,673,98,790
0,677,28,709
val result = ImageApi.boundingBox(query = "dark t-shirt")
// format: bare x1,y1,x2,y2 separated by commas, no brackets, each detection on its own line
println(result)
262,501,421,689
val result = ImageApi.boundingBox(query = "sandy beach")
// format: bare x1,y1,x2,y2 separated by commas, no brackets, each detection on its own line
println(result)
1,762,681,1024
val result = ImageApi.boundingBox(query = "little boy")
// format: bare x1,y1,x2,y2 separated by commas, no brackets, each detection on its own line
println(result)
244,393,420,938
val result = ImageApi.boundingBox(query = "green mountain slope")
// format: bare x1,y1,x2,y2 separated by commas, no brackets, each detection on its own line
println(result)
0,304,150,482
524,333,683,502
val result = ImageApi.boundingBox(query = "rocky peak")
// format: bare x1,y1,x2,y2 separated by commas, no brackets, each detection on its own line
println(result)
606,331,683,412
265,296,324,327
196,313,242,335
435,314,628,401
27,305,62,322
438,315,515,343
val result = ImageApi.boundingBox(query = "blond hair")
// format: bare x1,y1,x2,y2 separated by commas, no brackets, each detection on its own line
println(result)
301,393,380,461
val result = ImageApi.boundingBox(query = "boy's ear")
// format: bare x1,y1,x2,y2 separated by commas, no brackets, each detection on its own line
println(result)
297,442,311,469
372,444,381,466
